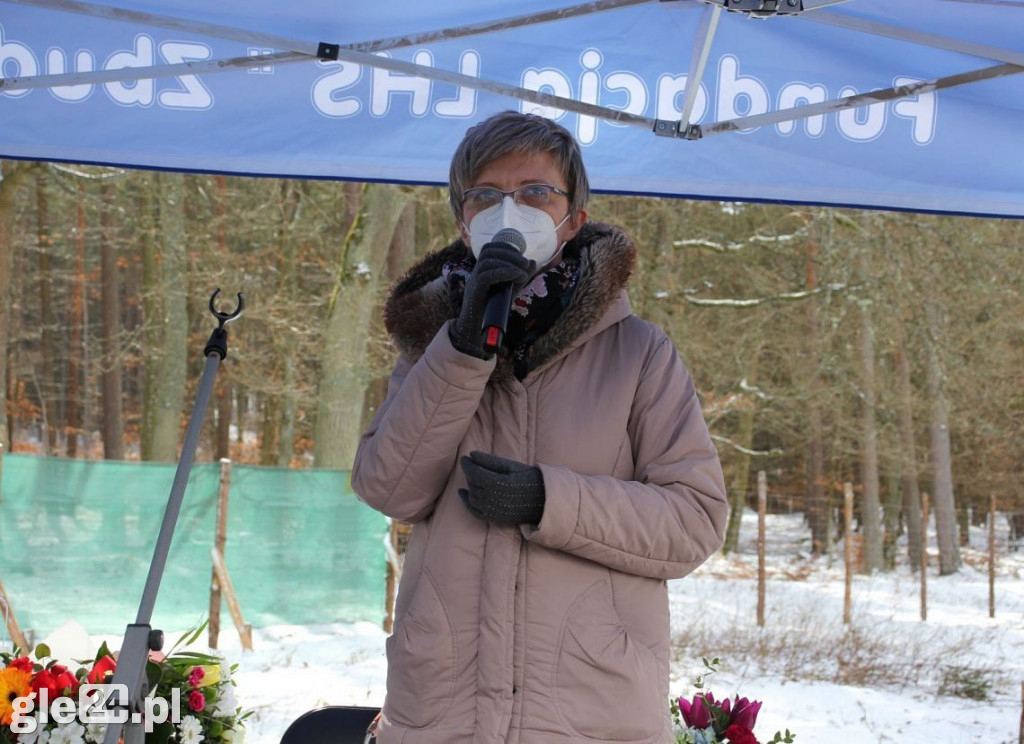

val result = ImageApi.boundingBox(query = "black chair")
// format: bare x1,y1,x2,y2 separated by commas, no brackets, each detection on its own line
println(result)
280,705,380,744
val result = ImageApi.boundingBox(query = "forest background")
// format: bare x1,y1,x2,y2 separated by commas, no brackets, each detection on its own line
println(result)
0,158,1021,575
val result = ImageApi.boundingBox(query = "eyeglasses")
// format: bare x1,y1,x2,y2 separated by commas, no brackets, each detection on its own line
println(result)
461,183,569,216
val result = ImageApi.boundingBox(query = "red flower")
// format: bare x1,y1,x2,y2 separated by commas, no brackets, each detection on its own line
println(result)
8,657,34,673
188,666,205,688
32,664,79,701
678,692,721,729
729,696,762,731
188,690,206,712
52,665,79,695
88,655,117,685
724,723,760,744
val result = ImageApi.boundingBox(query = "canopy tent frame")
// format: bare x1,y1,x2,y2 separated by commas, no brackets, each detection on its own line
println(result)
3,0,1022,143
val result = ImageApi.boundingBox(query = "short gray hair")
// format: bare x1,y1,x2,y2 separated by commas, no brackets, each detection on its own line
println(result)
448,110,590,224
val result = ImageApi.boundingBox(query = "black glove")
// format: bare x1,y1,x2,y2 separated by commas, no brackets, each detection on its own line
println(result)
449,242,534,360
459,451,546,526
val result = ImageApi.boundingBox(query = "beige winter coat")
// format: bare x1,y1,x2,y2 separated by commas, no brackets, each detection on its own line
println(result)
352,222,728,744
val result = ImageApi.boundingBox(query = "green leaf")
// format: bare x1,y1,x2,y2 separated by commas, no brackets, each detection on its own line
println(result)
95,641,112,662
166,651,221,664
147,719,175,744
34,643,51,659
166,619,210,656
146,659,165,693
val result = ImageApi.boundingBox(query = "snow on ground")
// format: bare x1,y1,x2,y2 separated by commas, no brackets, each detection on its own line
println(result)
24,511,1024,744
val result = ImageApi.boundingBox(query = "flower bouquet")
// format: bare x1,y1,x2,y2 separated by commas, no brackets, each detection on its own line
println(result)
1,622,248,744
671,658,795,744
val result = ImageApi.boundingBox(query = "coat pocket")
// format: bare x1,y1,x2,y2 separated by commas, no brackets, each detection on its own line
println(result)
383,572,456,728
554,579,663,742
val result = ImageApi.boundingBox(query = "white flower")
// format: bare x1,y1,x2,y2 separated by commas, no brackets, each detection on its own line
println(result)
210,683,237,718
48,722,86,744
84,723,107,744
178,715,204,744
18,722,47,744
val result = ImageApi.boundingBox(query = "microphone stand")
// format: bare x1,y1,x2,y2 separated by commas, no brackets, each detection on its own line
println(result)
102,290,243,744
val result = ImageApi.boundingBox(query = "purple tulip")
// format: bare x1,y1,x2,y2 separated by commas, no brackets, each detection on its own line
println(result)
678,692,719,729
728,696,762,731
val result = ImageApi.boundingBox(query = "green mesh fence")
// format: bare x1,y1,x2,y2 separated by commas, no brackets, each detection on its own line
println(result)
0,454,388,637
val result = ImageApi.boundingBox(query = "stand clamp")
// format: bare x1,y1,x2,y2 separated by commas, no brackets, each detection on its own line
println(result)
204,289,245,360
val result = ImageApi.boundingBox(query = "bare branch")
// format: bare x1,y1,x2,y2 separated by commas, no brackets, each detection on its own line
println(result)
687,287,817,307
739,378,772,400
674,229,805,253
710,434,784,457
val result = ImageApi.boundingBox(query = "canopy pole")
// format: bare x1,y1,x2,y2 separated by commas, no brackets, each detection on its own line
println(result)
2,0,657,56
677,3,723,136
1,0,321,55
805,10,1024,67
0,51,309,93
2,37,661,130
691,62,1024,139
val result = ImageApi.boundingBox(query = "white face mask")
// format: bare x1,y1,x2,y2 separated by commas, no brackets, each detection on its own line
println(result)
465,197,570,269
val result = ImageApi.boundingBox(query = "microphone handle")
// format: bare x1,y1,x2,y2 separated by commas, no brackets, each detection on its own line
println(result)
481,282,515,354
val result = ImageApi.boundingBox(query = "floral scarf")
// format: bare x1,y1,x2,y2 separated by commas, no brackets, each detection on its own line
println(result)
443,254,582,379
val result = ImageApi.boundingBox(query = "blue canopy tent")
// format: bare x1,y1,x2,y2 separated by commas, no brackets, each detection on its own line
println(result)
1,0,1022,216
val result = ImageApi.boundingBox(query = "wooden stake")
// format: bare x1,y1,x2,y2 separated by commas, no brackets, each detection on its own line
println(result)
0,578,29,652
843,482,853,625
211,547,253,651
208,458,232,649
921,492,929,622
757,471,767,628
989,493,997,619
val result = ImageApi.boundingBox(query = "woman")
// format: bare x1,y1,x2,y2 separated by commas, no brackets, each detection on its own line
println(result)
352,111,728,744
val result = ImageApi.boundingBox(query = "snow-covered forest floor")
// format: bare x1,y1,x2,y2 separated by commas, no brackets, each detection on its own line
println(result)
43,510,1024,744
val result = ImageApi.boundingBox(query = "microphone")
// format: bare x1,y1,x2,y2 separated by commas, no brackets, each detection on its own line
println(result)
480,228,527,354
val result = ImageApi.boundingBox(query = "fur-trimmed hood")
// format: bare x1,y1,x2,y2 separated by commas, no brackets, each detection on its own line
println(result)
383,221,637,377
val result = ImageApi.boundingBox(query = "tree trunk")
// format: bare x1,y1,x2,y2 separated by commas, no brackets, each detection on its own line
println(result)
99,179,126,460
804,240,829,554
359,197,418,436
856,250,883,573
140,178,158,460
882,467,902,570
67,182,87,457
275,180,301,467
277,356,296,467
895,340,923,570
36,170,59,454
212,175,233,461
0,162,35,465
722,351,759,554
260,393,280,466
314,183,410,469
146,173,189,462
925,300,962,574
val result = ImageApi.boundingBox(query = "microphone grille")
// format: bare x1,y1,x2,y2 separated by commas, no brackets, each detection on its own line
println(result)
492,228,527,254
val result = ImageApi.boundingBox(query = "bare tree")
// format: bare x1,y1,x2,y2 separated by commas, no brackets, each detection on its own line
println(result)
894,339,924,569
66,179,88,457
144,172,188,462
99,178,126,460
35,169,60,454
0,162,37,462
314,183,411,469
855,244,883,573
924,297,961,574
